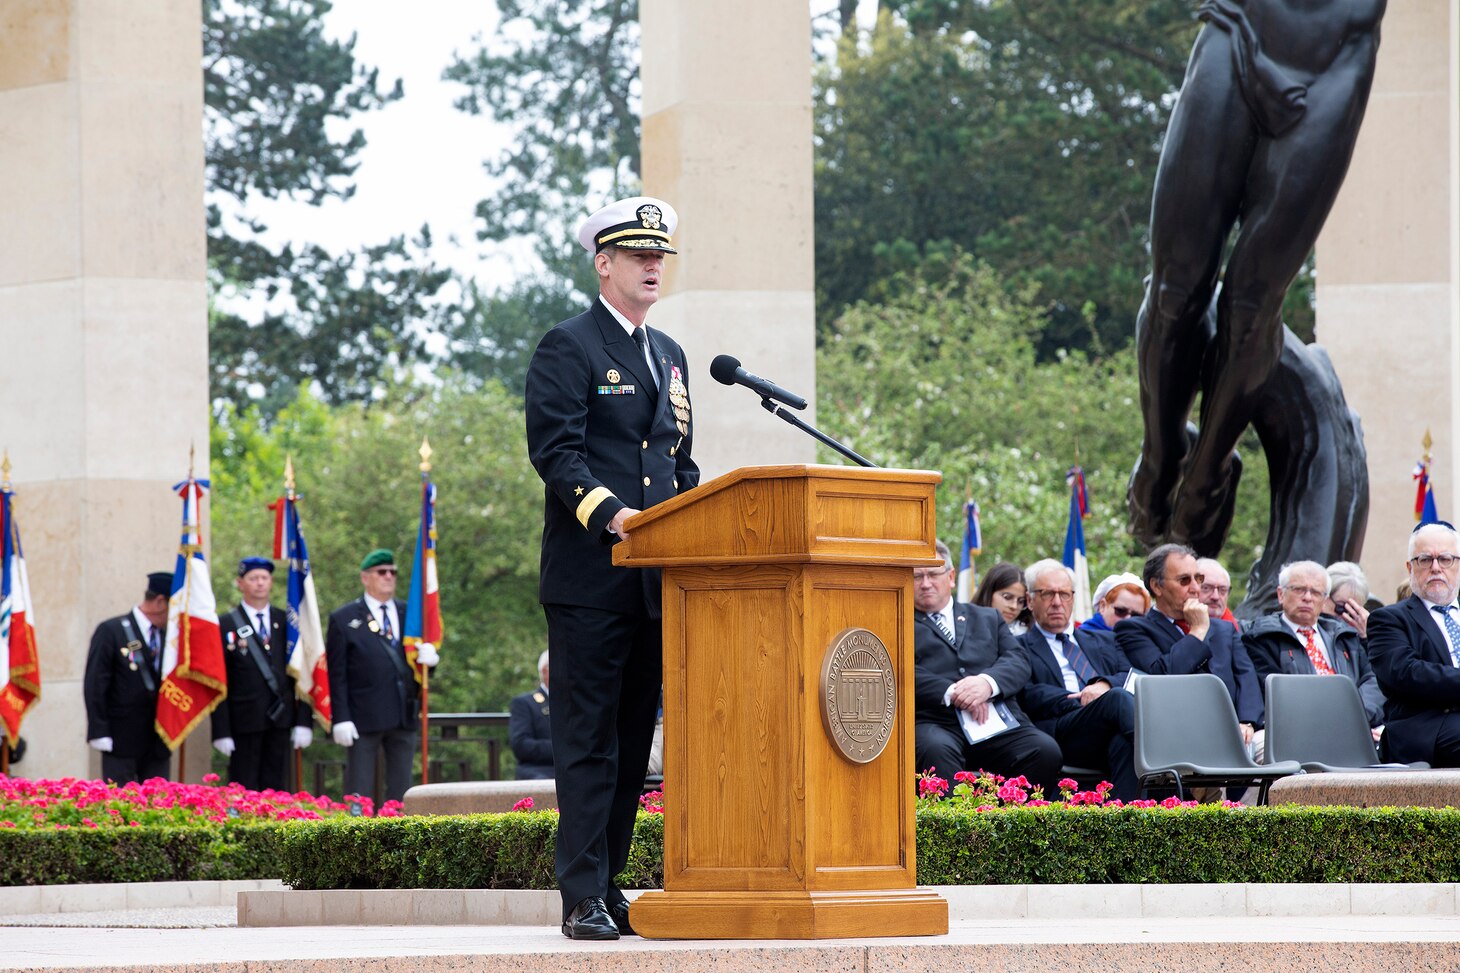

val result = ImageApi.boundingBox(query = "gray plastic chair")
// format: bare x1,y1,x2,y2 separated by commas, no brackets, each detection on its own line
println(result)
1134,673,1302,804
1264,673,1429,772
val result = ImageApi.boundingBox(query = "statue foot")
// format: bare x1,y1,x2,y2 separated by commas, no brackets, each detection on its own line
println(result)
1168,450,1244,556
1127,456,1176,549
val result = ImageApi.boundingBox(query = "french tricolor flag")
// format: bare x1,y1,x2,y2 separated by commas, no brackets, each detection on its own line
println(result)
155,473,227,749
0,478,39,747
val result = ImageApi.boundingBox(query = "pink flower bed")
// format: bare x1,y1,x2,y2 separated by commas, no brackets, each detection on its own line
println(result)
918,768,1245,810
0,773,403,829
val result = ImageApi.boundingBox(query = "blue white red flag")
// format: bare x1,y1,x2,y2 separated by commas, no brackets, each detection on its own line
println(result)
155,474,226,749
272,469,331,727
0,479,39,747
1415,459,1440,524
1062,467,1092,622
403,477,441,682
956,497,981,603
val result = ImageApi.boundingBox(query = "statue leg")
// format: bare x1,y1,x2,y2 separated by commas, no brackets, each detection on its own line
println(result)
1171,62,1379,552
1129,31,1254,546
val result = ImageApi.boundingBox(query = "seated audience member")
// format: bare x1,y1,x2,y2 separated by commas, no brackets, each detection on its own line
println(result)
1082,573,1149,633
972,562,1030,636
914,542,1061,794
1196,558,1238,628
1243,560,1385,735
509,650,554,780
1116,544,1264,747
1324,560,1372,639
1016,559,1139,799
1366,522,1460,765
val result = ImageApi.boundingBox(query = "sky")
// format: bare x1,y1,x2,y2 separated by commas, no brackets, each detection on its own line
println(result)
245,1,881,291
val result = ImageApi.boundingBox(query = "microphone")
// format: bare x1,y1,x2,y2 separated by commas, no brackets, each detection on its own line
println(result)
709,355,808,410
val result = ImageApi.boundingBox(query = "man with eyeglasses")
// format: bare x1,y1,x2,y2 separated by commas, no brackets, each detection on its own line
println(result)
1196,558,1238,628
325,548,439,804
1243,560,1385,740
1116,543,1264,746
913,542,1062,796
1366,522,1460,765
1015,559,1140,800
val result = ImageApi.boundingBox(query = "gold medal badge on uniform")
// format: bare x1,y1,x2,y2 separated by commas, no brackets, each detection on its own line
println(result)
668,365,691,436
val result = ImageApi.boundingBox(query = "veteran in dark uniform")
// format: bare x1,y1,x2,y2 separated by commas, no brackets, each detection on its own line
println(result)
83,571,175,784
525,195,700,940
325,548,439,805
212,557,314,792
509,649,554,779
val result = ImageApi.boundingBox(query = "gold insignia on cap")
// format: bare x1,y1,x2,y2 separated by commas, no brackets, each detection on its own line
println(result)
637,204,663,229
606,369,620,384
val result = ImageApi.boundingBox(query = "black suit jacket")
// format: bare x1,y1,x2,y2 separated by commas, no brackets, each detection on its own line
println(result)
1366,595,1460,763
325,597,422,734
913,601,1033,733
214,604,313,738
525,299,701,616
1016,627,1132,736
509,687,553,779
82,613,169,759
1116,608,1264,725
1243,613,1386,726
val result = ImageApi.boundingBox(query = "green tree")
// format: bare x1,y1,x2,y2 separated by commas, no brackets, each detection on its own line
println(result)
815,252,1270,593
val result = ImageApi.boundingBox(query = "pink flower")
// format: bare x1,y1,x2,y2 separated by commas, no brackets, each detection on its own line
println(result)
1057,778,1078,792
511,797,535,812
202,773,221,785
918,774,949,799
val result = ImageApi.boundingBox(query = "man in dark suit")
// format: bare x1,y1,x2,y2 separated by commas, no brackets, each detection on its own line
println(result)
525,196,700,941
509,649,553,779
1244,559,1385,735
1016,558,1139,800
83,571,175,783
1116,543,1264,747
325,548,439,805
1366,521,1460,765
913,542,1062,796
212,557,315,792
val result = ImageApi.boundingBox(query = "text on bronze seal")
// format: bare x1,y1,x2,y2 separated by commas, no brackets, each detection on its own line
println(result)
819,627,896,764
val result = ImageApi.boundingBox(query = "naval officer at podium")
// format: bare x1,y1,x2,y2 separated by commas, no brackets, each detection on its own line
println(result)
525,195,701,940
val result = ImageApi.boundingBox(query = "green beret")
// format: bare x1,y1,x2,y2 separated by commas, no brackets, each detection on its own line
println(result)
360,548,395,571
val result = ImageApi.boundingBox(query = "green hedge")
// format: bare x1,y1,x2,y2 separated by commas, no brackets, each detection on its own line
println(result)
0,823,287,886
277,806,1460,889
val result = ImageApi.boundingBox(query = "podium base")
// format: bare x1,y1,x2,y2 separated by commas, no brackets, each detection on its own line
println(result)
629,887,949,939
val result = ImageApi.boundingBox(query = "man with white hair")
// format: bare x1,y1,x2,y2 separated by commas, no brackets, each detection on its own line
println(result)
1367,522,1460,765
1196,558,1237,627
1016,559,1140,800
1243,560,1385,734
1082,573,1150,634
509,650,554,780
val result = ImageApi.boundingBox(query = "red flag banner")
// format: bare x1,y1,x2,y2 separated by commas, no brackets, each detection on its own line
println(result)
0,483,39,746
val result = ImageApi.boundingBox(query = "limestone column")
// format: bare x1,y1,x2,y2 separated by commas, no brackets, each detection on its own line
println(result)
640,1,817,478
0,1,210,780
1316,0,1459,602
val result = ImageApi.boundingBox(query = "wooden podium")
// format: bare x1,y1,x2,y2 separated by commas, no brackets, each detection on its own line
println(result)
614,465,949,939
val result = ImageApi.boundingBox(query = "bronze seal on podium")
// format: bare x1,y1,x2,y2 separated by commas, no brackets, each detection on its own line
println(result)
819,627,896,763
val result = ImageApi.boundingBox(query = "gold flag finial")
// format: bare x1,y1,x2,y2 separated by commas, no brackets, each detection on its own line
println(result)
1424,428,1434,460
188,442,196,478
1,449,10,486
419,436,433,473
284,455,296,492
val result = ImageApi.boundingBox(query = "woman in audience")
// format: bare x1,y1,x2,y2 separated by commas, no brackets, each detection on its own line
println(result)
972,562,1029,635
1325,560,1371,638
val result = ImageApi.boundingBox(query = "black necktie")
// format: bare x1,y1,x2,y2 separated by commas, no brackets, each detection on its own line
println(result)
930,611,955,645
148,625,162,674
256,612,268,650
380,606,394,642
632,328,659,389
1056,632,1097,687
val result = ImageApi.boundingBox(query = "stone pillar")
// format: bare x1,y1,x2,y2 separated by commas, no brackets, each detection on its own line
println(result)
639,1,817,479
1316,0,1459,602
0,1,210,780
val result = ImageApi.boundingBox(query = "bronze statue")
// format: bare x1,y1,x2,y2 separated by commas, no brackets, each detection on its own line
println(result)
1129,0,1385,614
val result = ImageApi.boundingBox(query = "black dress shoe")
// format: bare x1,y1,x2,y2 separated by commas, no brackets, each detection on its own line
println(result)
608,899,636,936
562,897,619,941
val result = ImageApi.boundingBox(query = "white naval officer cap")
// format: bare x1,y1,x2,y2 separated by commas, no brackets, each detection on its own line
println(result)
577,196,679,254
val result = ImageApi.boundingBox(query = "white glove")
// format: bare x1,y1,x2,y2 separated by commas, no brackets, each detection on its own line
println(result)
213,737,236,756
414,642,440,667
292,726,313,750
332,720,359,747
88,736,113,753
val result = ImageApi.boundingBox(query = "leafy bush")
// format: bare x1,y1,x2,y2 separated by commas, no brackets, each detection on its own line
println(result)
0,824,286,885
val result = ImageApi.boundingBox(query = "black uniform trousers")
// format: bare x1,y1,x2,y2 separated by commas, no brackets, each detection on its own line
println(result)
545,603,661,921
914,721,1063,796
1050,689,1138,800
102,751,171,785
345,727,417,804
230,728,292,793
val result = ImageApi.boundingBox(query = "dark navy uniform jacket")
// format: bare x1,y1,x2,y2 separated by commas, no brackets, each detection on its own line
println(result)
509,687,553,779
82,613,170,760
525,298,700,616
325,597,420,734
214,604,312,738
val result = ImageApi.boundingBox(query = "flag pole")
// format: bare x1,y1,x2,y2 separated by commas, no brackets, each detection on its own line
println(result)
284,456,305,794
417,438,432,787
1,451,10,776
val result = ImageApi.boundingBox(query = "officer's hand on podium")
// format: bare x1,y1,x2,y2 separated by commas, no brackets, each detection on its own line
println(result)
332,721,359,747
213,737,236,756
87,737,113,753
291,726,313,750
609,507,641,538
415,643,440,667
